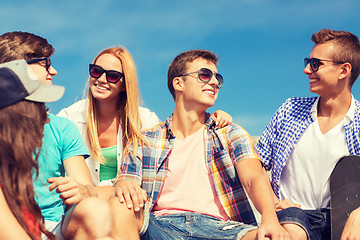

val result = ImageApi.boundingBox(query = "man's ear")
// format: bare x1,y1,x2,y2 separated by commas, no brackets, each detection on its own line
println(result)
173,77,184,93
339,62,352,81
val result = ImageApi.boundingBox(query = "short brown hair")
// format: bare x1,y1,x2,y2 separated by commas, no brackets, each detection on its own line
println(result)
0,31,54,63
311,29,360,87
167,49,219,99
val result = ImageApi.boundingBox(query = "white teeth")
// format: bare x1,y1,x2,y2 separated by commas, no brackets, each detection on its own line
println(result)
96,85,107,90
204,89,214,95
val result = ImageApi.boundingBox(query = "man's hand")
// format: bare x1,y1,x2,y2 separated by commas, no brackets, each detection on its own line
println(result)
257,220,290,240
275,199,301,212
47,176,91,205
211,110,233,129
114,180,147,212
341,207,360,240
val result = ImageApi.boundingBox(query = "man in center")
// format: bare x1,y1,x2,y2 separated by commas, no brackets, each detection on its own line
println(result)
114,49,289,240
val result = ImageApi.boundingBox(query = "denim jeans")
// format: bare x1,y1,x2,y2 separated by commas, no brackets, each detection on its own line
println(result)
277,207,331,240
140,212,257,240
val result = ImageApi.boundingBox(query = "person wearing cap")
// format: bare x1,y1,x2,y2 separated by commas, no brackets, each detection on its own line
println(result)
0,32,113,239
0,59,63,239
257,29,360,239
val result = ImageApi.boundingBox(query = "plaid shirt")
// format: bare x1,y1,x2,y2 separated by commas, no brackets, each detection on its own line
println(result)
257,96,360,197
119,113,261,225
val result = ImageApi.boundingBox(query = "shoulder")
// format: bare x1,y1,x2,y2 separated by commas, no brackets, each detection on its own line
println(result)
139,106,161,129
140,121,167,143
281,96,317,109
47,114,80,133
57,99,87,122
274,96,317,119
222,123,252,138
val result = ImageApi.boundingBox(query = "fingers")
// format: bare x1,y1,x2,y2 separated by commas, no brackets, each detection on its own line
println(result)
47,177,83,204
275,199,301,211
48,177,76,192
211,110,233,129
115,181,147,212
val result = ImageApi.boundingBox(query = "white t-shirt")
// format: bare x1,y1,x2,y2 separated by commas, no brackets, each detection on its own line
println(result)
279,97,354,209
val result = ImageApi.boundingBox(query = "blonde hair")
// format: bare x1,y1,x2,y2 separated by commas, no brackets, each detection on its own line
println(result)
86,47,146,163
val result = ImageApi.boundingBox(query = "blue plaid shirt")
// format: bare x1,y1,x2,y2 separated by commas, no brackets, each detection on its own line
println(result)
257,96,360,197
119,113,261,225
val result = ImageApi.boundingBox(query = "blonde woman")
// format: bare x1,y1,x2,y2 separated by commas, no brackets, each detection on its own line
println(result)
58,47,232,187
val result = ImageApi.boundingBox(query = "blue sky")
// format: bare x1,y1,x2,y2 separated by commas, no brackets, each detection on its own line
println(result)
2,0,360,136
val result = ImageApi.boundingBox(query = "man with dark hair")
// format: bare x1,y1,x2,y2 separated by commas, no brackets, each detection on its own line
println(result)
0,31,113,239
115,49,289,239
257,29,360,239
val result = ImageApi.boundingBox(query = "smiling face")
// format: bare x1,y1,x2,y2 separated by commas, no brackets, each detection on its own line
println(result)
89,53,125,103
304,43,345,97
176,58,219,110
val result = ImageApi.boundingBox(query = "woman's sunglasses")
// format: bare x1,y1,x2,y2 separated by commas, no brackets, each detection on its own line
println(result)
304,58,345,72
26,57,51,71
178,68,224,88
89,64,124,83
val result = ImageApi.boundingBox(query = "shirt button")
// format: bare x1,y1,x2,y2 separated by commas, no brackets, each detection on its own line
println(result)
95,169,98,172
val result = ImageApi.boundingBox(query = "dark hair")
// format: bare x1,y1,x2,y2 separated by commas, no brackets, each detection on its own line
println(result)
0,31,54,63
167,49,219,99
0,100,54,239
311,29,360,87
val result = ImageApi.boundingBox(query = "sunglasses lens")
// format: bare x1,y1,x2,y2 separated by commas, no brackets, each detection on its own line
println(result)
89,65,103,78
215,74,224,88
304,58,310,68
304,58,321,72
311,59,321,72
107,71,122,83
198,68,212,82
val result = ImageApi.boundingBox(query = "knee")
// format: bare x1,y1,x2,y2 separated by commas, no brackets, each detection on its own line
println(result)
63,197,113,239
75,197,112,222
74,197,113,234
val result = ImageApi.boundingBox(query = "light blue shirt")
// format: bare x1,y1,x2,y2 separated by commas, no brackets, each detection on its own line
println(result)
33,113,89,222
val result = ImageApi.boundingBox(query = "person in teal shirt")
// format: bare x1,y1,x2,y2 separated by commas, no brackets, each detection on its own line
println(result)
0,31,114,239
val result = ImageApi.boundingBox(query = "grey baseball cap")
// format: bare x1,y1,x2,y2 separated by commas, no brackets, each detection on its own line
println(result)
0,59,65,109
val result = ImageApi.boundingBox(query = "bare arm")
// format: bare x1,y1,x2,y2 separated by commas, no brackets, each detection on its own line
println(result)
236,158,290,239
0,188,32,240
48,155,97,206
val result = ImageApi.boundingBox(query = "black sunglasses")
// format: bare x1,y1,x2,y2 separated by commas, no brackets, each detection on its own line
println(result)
178,68,224,88
89,64,124,83
26,57,51,71
304,58,345,72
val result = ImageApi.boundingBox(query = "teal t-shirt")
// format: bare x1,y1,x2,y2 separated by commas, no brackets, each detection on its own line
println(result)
33,114,89,222
99,145,117,181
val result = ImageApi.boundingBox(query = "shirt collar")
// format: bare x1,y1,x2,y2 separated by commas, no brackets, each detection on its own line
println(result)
164,112,217,136
310,95,355,124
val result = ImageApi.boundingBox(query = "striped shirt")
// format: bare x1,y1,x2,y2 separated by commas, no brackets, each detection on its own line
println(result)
257,96,360,197
119,113,260,225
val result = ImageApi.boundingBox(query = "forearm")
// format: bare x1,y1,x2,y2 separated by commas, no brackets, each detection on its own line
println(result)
81,184,98,198
236,159,278,222
246,173,278,222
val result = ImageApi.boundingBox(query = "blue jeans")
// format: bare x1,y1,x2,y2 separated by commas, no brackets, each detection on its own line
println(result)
140,212,257,240
277,207,331,240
